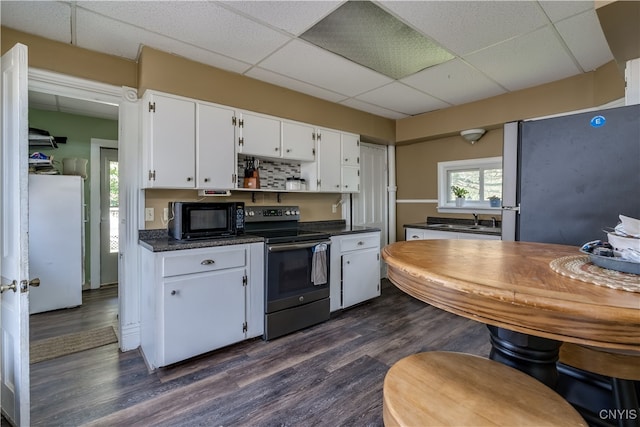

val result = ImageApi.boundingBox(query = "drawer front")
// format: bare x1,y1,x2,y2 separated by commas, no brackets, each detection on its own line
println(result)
340,233,379,252
162,246,246,277
405,228,425,240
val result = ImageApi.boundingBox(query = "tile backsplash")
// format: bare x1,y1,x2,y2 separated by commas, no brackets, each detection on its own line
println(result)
238,155,301,190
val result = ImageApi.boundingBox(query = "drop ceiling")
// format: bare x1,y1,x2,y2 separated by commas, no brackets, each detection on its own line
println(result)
2,1,614,121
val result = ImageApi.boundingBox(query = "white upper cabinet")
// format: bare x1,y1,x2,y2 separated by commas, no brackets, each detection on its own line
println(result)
281,120,316,162
142,90,236,190
341,132,360,192
316,128,342,192
142,91,196,188
238,111,281,158
342,133,360,166
197,102,236,189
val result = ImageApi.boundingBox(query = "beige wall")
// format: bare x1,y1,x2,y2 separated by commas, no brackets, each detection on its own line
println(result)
137,46,395,143
396,61,624,144
395,129,503,239
1,27,138,88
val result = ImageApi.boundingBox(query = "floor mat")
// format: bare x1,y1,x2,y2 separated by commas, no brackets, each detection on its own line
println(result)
30,326,117,364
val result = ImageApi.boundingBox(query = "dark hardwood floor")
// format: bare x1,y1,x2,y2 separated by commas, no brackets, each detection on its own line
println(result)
30,280,491,426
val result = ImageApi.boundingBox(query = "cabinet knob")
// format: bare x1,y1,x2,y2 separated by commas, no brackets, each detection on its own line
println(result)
201,259,215,265
336,184,340,188
346,261,350,265
204,178,210,182
187,177,193,182
345,158,348,162
170,290,177,296
275,147,279,152
286,149,291,153
357,241,364,246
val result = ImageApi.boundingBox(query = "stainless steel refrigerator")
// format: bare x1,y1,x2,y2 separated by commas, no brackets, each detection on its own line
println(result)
502,104,640,246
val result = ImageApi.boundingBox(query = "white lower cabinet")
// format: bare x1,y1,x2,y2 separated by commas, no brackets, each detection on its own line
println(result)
405,227,501,241
330,232,381,312
141,243,264,369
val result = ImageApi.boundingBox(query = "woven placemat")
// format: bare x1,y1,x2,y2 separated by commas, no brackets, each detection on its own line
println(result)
550,255,640,293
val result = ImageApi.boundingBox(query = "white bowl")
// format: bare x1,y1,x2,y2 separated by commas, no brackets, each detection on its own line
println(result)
619,215,640,236
607,232,640,251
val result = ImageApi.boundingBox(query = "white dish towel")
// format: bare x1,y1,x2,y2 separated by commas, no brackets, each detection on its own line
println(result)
311,243,328,285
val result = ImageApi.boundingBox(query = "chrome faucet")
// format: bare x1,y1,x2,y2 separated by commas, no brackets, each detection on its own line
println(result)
472,213,479,226
491,217,497,228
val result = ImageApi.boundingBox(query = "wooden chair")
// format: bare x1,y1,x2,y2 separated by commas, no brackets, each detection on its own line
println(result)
383,351,586,427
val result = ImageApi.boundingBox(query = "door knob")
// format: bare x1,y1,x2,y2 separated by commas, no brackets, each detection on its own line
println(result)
0,280,17,293
26,278,41,287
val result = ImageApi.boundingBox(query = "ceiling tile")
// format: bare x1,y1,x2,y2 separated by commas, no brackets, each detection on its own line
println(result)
246,67,348,103
379,1,548,56
401,59,506,105
464,26,581,92
220,1,344,36
340,98,408,120
356,82,450,116
1,1,71,44
554,10,613,72
257,39,393,97
539,1,593,22
76,9,252,73
77,1,291,64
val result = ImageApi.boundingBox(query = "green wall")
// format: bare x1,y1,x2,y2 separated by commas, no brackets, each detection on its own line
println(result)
28,109,118,286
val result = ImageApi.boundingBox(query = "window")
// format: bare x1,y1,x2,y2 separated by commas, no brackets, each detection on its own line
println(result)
438,157,502,209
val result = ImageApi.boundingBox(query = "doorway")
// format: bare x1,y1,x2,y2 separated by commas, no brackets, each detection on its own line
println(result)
97,144,119,286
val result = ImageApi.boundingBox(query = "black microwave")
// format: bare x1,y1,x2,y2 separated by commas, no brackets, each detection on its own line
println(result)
168,201,245,240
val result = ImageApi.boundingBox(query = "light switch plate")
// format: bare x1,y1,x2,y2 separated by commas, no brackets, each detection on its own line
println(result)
145,207,154,222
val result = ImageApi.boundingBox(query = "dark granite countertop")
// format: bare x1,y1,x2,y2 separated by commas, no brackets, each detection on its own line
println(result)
300,220,381,236
404,216,501,236
139,221,379,252
139,229,264,252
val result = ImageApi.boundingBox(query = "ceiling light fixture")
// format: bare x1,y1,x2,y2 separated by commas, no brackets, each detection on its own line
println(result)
300,1,454,80
460,129,486,144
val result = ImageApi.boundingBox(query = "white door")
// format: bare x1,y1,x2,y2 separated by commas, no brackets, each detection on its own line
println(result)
0,43,31,426
352,143,388,278
100,148,118,285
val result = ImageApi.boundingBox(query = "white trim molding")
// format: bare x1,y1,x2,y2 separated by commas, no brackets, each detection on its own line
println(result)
396,199,438,204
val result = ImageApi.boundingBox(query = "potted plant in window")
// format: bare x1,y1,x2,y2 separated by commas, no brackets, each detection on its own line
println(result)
451,186,469,207
489,195,501,208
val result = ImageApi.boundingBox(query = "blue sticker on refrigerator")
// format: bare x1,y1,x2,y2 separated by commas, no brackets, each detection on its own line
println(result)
590,115,606,127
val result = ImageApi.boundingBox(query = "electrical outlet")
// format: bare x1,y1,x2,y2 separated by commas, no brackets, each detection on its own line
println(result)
145,207,154,222
163,208,169,221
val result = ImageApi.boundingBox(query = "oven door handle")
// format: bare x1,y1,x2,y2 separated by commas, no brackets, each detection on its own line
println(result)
267,240,331,252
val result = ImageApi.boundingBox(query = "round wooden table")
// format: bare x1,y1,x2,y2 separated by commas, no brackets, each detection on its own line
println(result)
381,240,640,386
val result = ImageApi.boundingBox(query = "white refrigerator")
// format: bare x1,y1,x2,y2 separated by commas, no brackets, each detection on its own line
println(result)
29,174,84,314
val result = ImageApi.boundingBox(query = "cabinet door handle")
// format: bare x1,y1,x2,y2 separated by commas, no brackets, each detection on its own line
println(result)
275,147,279,152
170,290,178,296
187,177,193,182
204,178,210,182
286,149,291,153
201,259,215,265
